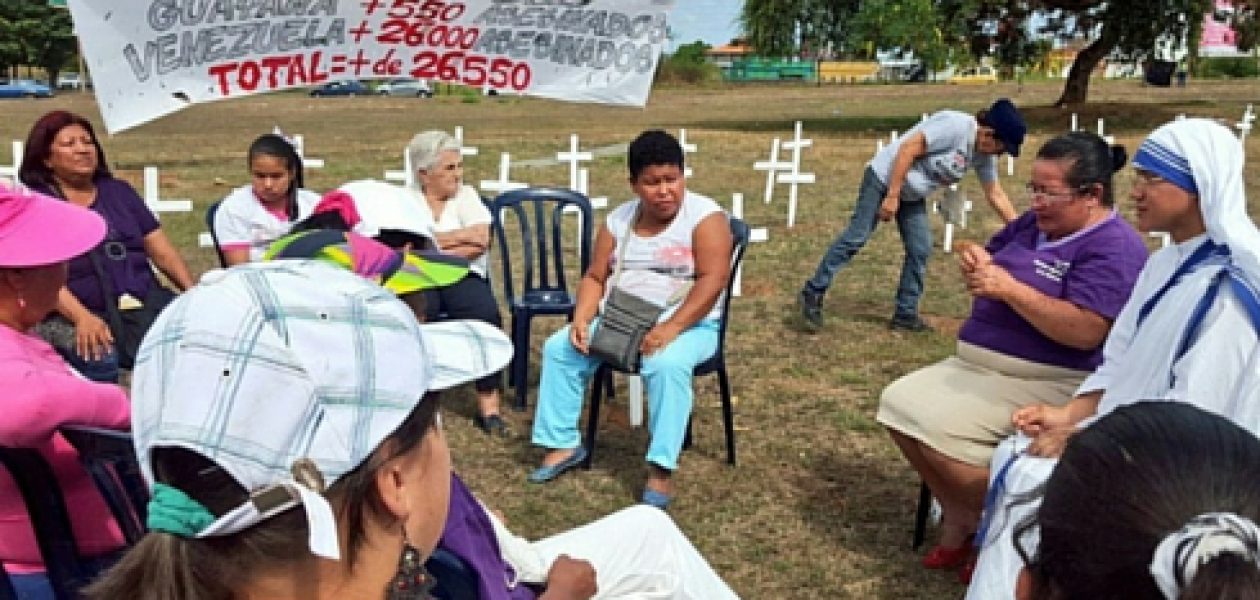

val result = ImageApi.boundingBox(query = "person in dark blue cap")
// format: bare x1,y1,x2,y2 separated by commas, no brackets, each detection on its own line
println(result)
799,98,1027,332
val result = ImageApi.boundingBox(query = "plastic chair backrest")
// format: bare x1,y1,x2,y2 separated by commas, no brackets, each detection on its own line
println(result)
0,446,91,598
205,200,228,268
60,427,148,545
426,547,481,600
715,217,751,361
489,188,593,305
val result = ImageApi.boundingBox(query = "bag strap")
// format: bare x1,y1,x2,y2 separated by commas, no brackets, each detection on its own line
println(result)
609,204,693,307
48,182,127,333
86,248,126,338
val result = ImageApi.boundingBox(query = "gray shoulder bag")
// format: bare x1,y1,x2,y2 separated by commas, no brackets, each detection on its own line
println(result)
587,210,690,372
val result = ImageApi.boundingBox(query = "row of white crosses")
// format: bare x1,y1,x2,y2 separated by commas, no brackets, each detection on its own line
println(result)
753,121,815,229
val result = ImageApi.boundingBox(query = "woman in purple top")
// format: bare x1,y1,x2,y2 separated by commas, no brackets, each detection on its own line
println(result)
19,111,194,382
876,132,1148,580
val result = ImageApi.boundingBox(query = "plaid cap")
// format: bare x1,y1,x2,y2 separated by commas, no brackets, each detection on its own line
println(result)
264,229,471,295
130,261,512,559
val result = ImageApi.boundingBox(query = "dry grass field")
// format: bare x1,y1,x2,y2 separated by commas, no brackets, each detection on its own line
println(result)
2,78,1258,598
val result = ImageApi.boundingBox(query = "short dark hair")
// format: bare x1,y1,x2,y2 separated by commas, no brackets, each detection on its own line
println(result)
627,129,684,181
1035,131,1129,207
19,110,112,190
1017,402,1260,600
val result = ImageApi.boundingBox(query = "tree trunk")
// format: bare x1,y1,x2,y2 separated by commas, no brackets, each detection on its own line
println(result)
1054,25,1119,107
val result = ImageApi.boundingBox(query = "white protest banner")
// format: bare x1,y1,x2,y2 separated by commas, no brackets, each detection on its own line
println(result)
66,0,676,133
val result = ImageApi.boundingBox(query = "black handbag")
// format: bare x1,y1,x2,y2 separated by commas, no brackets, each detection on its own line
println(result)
586,210,689,372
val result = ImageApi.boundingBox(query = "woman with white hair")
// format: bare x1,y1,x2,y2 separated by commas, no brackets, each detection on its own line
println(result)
965,117,1260,597
404,130,507,436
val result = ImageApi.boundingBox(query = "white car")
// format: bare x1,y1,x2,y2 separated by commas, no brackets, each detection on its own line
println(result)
376,78,433,98
57,73,84,90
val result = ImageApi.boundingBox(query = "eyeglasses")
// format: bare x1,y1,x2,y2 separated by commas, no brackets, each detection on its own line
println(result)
1024,183,1084,204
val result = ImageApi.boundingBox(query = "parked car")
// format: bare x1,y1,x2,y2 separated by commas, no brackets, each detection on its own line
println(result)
57,73,84,90
949,66,998,84
0,79,53,98
309,80,369,97
375,78,433,97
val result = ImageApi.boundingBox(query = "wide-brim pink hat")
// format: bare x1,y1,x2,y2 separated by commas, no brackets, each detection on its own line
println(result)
0,186,106,267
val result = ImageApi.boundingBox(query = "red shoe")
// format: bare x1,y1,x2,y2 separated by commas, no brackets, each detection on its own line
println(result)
921,543,972,569
958,554,978,585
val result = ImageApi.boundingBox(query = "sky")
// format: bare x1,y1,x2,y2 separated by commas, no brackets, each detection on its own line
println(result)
669,0,744,50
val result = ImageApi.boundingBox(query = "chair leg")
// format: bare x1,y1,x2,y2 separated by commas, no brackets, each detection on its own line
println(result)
683,417,694,451
717,367,736,466
505,316,517,389
511,316,530,411
913,481,932,550
604,370,615,400
582,366,607,469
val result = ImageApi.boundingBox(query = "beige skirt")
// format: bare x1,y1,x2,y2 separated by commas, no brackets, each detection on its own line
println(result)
876,341,1088,467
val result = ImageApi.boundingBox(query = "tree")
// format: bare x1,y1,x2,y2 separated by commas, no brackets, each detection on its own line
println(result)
0,0,76,82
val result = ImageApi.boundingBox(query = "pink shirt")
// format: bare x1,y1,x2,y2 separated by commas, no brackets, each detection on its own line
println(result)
0,325,130,573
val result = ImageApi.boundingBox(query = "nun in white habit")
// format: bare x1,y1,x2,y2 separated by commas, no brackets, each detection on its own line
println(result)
964,118,1260,599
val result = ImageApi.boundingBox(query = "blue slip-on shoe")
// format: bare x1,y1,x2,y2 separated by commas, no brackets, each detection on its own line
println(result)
528,446,588,483
640,488,672,510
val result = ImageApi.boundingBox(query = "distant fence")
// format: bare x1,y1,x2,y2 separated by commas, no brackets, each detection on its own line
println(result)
719,59,886,84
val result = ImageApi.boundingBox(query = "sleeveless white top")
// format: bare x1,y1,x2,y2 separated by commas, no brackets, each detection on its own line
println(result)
604,190,725,322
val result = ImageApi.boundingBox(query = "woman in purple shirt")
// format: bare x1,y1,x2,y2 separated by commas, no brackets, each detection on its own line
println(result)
19,111,193,382
876,132,1149,580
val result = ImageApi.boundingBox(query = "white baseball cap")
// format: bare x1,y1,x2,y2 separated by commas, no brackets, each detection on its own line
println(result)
130,261,512,559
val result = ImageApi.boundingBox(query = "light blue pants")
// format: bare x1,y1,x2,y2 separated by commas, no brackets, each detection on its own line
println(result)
531,318,720,471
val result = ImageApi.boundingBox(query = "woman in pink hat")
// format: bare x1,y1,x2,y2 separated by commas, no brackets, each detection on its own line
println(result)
19,111,194,383
0,186,131,598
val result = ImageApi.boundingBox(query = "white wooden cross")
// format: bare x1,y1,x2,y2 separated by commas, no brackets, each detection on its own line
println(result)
778,121,816,228
678,128,697,178
142,166,192,218
478,152,528,196
384,151,416,188
730,192,769,297
752,137,790,205
1237,104,1255,157
1097,118,1106,137
556,134,593,193
0,141,23,191
453,126,479,158
575,169,608,209
1071,113,1079,132
938,184,973,253
273,126,324,169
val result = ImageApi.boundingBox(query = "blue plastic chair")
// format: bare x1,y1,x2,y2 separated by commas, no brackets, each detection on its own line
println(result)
581,217,750,468
205,199,228,268
0,445,96,598
490,187,594,410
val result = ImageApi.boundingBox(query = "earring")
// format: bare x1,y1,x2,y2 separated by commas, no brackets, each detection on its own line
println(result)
387,529,434,600
16,294,26,311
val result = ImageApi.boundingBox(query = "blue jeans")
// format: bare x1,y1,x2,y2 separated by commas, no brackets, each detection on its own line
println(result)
531,318,720,471
805,167,932,319
53,345,120,384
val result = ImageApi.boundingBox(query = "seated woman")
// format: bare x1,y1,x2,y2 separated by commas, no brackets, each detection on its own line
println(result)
0,187,130,598
212,133,320,265
18,110,194,382
529,130,733,509
1015,402,1260,599
87,261,738,600
876,131,1147,575
966,118,1260,599
266,231,740,599
403,131,508,436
